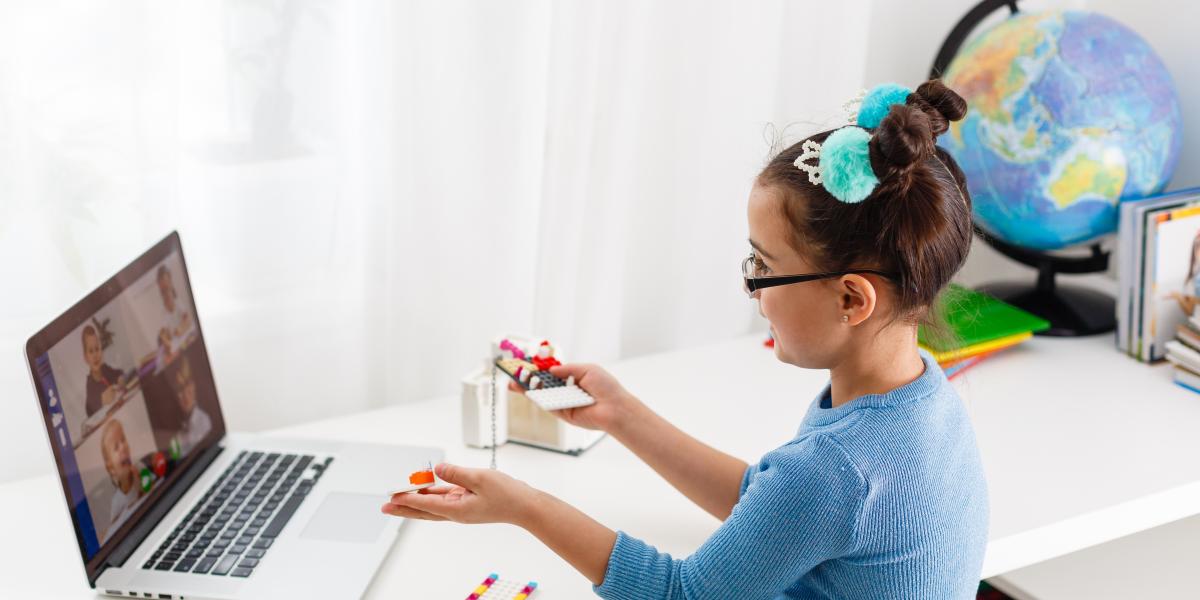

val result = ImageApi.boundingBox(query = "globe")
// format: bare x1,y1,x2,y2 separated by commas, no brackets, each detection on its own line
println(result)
940,10,1183,251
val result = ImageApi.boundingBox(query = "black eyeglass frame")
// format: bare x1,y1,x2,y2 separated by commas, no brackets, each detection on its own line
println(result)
741,255,898,295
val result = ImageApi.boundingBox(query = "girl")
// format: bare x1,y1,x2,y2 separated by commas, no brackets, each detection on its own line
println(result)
1167,230,1200,317
382,79,988,598
82,324,127,418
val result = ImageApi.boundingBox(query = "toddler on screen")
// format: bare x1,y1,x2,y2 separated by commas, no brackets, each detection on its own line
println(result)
101,419,148,537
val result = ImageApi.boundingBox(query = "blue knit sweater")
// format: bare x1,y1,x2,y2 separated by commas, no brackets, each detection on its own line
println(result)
594,351,989,599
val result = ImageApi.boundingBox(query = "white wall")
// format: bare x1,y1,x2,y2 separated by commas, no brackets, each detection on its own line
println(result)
0,0,872,483
1,1,1192,484
865,0,1198,288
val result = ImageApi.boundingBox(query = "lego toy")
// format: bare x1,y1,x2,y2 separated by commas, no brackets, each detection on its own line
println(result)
409,465,435,486
464,336,605,467
498,339,526,360
465,573,538,599
530,340,561,371
494,348,594,412
388,463,436,496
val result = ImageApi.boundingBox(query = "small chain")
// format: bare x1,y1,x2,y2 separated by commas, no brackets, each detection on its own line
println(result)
490,363,498,469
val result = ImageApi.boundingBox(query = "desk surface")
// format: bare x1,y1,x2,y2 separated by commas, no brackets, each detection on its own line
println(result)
3,332,1197,598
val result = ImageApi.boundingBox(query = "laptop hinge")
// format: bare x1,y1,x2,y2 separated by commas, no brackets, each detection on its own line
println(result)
101,443,225,573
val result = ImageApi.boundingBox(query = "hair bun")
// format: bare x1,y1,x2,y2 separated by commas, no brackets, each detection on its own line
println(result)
909,79,967,137
872,104,934,171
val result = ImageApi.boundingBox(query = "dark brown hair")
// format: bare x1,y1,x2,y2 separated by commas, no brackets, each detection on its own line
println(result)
758,79,972,328
81,324,99,349
157,265,177,300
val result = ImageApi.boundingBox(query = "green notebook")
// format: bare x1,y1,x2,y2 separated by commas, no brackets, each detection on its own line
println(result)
918,284,1050,352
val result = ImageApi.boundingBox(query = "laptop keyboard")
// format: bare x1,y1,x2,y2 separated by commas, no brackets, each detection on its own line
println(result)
141,450,332,578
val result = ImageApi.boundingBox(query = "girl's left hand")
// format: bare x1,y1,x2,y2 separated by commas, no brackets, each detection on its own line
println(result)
381,463,541,526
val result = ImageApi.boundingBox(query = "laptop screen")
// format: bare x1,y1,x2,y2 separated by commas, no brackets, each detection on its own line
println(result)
26,232,225,580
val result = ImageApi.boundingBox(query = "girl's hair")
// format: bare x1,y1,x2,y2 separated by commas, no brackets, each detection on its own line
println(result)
157,266,178,300
757,79,972,328
81,324,99,349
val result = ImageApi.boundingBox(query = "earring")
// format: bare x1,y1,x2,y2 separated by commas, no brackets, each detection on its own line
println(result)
841,315,849,323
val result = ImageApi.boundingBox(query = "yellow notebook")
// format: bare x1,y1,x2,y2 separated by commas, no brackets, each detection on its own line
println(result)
921,331,1032,363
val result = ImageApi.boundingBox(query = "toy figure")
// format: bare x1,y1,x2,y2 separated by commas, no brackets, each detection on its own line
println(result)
499,339,526,360
530,340,561,371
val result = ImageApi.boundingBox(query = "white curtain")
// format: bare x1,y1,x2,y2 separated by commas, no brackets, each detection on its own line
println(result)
0,0,871,482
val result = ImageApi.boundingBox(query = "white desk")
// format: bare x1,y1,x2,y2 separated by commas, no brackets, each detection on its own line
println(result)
2,333,1197,598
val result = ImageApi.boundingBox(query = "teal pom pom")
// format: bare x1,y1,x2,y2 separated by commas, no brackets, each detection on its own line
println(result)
856,83,911,129
820,127,878,204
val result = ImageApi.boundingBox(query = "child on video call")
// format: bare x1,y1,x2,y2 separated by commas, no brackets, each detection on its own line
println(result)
101,418,148,538
171,357,211,454
382,80,988,598
82,324,127,418
156,265,194,364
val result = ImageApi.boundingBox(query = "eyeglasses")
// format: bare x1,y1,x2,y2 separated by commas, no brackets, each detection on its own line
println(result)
741,254,897,297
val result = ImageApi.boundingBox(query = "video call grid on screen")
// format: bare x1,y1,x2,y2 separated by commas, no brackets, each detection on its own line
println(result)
28,234,224,570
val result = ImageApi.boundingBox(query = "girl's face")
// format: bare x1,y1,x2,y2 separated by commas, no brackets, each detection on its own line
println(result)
158,274,176,312
84,333,103,372
102,424,133,489
747,183,858,369
177,379,197,416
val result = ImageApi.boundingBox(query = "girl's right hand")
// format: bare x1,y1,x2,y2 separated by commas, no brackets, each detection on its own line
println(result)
508,363,639,433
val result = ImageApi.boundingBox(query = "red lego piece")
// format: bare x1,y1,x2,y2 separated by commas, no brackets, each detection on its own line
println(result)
531,340,561,371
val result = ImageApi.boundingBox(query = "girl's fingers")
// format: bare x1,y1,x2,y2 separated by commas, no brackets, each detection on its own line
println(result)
434,463,483,488
548,363,586,379
416,485,458,495
388,487,454,505
391,489,467,519
379,502,447,521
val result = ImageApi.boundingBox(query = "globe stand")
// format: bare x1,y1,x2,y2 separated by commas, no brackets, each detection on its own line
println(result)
932,0,1115,337
974,228,1115,336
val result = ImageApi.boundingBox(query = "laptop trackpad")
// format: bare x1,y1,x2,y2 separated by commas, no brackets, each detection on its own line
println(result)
300,493,387,543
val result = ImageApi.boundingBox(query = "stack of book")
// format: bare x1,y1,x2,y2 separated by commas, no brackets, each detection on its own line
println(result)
919,284,1050,379
1166,315,1200,392
1117,188,1200,362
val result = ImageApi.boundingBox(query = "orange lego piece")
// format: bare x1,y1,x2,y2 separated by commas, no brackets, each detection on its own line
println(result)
409,469,435,485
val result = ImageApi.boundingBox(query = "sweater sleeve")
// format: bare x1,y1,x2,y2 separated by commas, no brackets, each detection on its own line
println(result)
738,462,754,498
594,434,867,600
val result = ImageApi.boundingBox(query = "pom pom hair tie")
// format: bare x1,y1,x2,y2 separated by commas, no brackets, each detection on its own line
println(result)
794,127,878,204
854,82,912,128
794,82,914,204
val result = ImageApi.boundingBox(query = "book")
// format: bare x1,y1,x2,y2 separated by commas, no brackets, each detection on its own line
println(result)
920,285,1050,352
1117,189,1200,360
1177,323,1200,353
1118,191,1200,353
942,350,998,380
923,331,1032,364
1174,365,1200,395
1119,190,1200,353
1165,340,1200,373
1141,205,1200,361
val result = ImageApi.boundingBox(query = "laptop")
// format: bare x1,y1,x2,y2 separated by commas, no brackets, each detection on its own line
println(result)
25,231,442,599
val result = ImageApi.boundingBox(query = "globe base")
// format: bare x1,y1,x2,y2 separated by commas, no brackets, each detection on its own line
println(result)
978,280,1115,337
